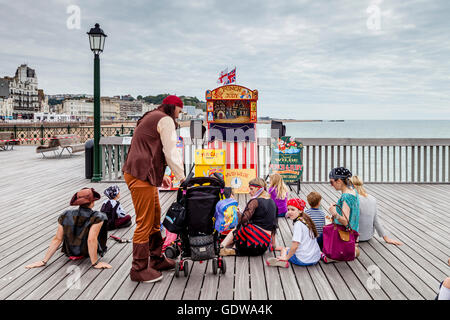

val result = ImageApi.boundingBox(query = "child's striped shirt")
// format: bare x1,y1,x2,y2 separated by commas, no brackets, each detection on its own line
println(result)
305,208,326,235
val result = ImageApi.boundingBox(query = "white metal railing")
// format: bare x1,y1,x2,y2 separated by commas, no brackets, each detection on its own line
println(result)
99,136,131,181
99,136,450,184
298,138,450,183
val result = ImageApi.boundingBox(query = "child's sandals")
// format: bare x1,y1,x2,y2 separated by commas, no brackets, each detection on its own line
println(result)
266,257,289,268
219,247,237,256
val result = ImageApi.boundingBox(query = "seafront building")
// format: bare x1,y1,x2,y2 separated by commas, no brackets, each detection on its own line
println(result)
0,78,14,119
33,112,72,122
0,64,44,120
0,64,203,122
180,105,204,120
62,98,121,121
61,97,158,121
141,102,158,114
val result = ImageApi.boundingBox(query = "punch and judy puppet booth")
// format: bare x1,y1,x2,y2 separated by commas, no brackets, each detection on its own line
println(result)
205,85,258,193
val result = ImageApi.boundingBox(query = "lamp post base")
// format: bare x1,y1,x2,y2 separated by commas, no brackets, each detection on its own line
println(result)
91,174,102,182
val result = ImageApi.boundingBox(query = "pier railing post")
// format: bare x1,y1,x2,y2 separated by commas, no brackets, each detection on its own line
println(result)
40,124,44,146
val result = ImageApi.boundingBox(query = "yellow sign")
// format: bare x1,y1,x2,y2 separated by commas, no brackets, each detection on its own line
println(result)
206,85,258,100
225,168,257,194
194,149,226,179
195,149,225,164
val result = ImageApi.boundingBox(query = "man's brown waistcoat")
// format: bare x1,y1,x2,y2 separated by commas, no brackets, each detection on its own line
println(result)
122,110,169,186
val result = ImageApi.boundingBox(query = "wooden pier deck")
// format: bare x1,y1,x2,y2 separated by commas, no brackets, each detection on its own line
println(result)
0,146,448,300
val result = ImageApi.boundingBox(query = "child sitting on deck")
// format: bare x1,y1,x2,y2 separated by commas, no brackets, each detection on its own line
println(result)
268,173,288,217
101,185,132,231
266,198,321,268
305,191,326,250
25,188,112,269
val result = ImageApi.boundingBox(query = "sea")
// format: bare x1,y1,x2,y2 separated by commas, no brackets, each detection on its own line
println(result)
181,120,450,139
179,120,450,182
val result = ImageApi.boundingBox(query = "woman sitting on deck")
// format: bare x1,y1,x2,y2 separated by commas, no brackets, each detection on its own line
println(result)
219,178,278,256
25,188,112,270
350,176,402,245
325,167,360,261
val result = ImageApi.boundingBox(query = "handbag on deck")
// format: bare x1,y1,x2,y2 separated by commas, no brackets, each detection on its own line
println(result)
322,204,359,261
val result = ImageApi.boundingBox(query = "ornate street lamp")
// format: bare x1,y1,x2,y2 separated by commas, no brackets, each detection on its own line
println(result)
87,23,107,182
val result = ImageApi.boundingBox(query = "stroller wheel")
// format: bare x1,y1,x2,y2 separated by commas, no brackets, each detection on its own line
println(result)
220,258,226,274
183,260,189,277
212,258,218,275
165,246,176,259
175,261,180,278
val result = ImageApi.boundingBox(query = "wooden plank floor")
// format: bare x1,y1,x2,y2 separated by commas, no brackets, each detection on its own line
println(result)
0,146,448,300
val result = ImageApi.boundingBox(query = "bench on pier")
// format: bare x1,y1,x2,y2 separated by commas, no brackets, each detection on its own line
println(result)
36,134,84,158
0,132,14,151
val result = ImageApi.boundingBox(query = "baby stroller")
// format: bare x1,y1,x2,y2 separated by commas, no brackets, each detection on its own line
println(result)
164,172,227,277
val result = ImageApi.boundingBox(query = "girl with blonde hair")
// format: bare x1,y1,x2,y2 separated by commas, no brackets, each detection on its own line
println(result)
350,176,402,245
268,173,289,217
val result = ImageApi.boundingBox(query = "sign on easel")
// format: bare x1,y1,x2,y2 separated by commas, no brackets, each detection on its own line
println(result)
269,136,303,183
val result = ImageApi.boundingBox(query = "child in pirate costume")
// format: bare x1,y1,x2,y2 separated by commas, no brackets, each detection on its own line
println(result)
219,178,278,256
25,188,112,270
101,185,132,230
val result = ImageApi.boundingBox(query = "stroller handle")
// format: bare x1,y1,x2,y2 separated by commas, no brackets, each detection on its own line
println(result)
181,171,195,189
212,172,225,185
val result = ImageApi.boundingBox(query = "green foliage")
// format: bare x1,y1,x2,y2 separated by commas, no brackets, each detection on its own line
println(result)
48,98,63,106
142,94,170,105
141,94,205,109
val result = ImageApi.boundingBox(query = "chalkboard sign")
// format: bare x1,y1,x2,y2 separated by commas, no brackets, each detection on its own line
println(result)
269,136,303,183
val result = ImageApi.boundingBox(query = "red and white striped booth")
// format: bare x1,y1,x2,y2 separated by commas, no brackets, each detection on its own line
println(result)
207,139,257,171
205,84,259,193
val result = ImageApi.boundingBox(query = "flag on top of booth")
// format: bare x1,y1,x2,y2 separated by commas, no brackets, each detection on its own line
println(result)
225,67,236,84
217,68,228,84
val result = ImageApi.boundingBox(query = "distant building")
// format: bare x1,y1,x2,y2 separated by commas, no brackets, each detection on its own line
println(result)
2,64,40,119
120,94,135,101
0,78,9,98
62,98,121,121
38,89,49,113
179,105,204,120
117,99,142,120
0,97,13,120
34,112,72,122
142,102,158,114
184,105,197,116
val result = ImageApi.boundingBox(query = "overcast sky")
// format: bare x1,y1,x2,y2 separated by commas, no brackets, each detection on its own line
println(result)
1,0,449,119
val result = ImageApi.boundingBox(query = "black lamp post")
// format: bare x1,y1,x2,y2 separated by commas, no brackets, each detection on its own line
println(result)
87,23,107,182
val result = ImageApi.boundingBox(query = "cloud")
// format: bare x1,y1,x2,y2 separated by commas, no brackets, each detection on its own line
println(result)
0,0,449,119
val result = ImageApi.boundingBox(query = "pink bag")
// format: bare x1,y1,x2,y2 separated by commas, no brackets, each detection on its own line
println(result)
322,205,359,261
162,230,178,252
